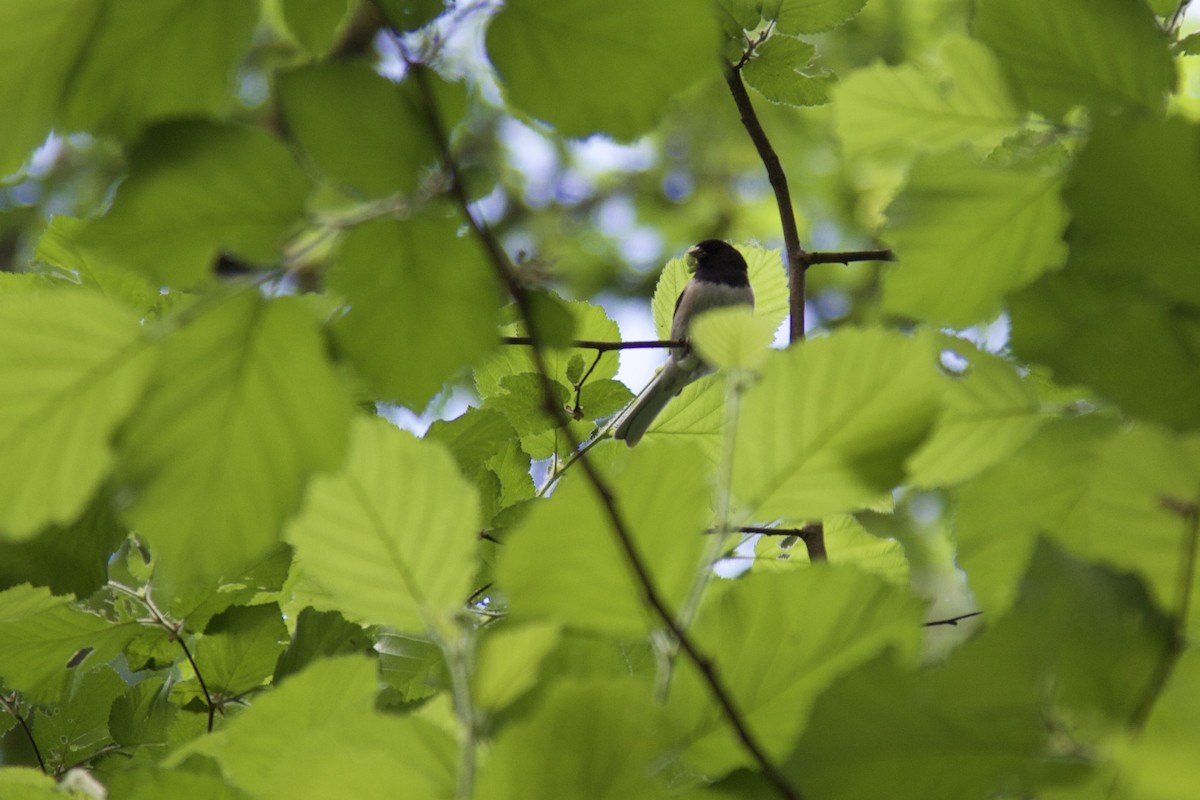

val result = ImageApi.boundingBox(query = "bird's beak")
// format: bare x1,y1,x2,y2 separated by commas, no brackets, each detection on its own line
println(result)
685,245,701,273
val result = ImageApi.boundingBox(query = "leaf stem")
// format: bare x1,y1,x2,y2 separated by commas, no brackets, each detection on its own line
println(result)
0,693,46,773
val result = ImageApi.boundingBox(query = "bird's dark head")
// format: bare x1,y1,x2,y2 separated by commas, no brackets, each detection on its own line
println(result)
685,240,750,287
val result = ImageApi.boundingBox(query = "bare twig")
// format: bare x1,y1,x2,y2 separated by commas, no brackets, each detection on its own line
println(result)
807,249,895,266
922,611,983,628
0,692,46,773
411,62,800,800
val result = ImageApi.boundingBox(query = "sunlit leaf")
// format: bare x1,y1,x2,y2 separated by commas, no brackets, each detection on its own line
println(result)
287,415,479,633
119,292,352,590
0,290,153,539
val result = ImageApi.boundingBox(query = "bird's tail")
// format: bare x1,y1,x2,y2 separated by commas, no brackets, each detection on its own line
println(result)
611,359,696,446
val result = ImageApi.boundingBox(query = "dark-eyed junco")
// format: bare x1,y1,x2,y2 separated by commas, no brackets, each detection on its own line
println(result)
612,240,754,445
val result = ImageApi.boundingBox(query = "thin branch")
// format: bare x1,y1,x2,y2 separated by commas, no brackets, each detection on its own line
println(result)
807,249,895,266
109,582,216,732
0,693,46,773
723,63,807,343
501,335,683,351
922,611,983,628
724,59,826,565
411,62,800,800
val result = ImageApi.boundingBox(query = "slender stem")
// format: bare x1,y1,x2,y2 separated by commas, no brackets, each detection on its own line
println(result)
922,611,983,627
445,633,479,800
1,693,46,773
108,581,216,732
412,62,800,800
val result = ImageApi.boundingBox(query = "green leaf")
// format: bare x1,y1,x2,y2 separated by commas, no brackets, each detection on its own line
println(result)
0,499,128,598
32,666,125,771
0,768,60,799
487,0,720,140
974,0,1174,118
880,150,1067,327
71,122,311,287
286,415,479,633
498,441,710,637
672,569,923,775
330,212,501,408
273,607,372,684
652,245,788,341
170,656,457,799
0,0,257,174
690,306,777,371
742,34,833,107
278,0,357,57
1060,115,1200,308
109,676,177,749
1010,269,1200,430
473,621,561,713
905,342,1044,487
118,292,352,590
957,419,1200,619
1117,649,1200,799
195,604,288,698
759,0,869,33
477,678,673,798
0,290,153,539
732,328,943,521
787,546,1132,796
753,515,909,586
279,63,463,198
104,768,253,800
833,35,1023,156
0,584,141,702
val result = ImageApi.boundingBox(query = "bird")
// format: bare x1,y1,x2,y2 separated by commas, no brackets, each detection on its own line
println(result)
612,239,754,446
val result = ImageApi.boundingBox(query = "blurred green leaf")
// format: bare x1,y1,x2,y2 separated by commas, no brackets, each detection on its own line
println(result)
279,63,464,197
0,290,153,539
71,122,310,287
118,292,352,590
672,569,923,775
834,35,1023,157
0,0,257,174
881,151,1067,327
278,0,357,57
757,0,869,33
329,212,501,409
487,0,720,139
975,0,1174,118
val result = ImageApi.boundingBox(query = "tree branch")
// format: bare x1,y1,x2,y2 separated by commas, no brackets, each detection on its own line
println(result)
807,249,895,265
412,62,800,800
0,692,46,773
724,60,826,566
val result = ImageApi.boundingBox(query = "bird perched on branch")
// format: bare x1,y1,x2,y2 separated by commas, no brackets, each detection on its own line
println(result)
612,239,754,445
